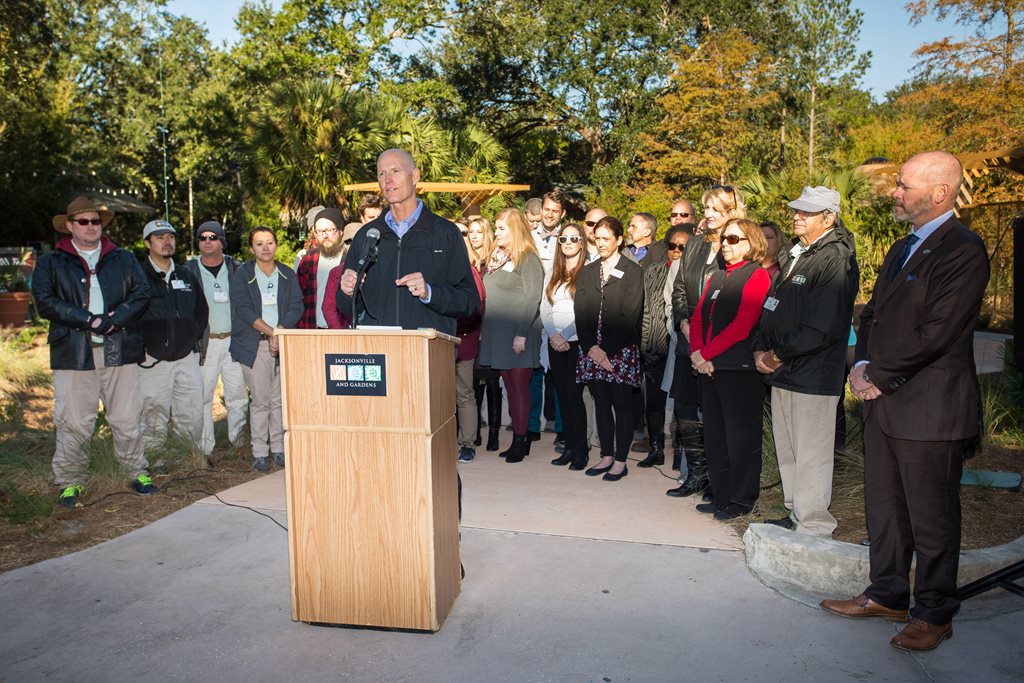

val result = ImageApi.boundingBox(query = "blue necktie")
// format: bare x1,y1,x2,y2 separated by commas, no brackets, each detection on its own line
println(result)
892,233,920,279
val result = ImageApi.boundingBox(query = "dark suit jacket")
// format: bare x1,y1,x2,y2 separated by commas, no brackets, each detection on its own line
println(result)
856,216,989,442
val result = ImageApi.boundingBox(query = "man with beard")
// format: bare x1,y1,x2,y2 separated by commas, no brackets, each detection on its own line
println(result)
820,151,989,652
296,208,346,329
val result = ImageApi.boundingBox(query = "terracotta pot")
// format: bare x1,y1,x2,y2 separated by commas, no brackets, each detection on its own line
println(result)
0,292,32,327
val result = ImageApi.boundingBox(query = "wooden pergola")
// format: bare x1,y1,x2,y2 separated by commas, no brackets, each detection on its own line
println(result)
343,182,531,217
856,145,1024,212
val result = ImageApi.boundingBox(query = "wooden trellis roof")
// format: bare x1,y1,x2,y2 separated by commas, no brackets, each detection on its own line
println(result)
857,146,1024,211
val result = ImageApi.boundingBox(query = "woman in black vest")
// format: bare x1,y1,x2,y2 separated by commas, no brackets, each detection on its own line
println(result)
575,217,643,481
689,218,770,519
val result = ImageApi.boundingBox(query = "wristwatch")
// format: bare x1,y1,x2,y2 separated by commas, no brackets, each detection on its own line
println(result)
861,365,872,385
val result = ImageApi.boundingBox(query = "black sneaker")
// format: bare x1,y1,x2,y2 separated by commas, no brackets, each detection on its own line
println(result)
272,452,285,468
132,475,158,495
458,446,475,463
58,484,83,508
765,516,796,530
252,456,270,472
553,434,565,452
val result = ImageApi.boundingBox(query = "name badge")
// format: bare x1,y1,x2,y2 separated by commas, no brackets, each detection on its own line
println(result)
764,296,779,311
711,289,721,300
791,274,807,285
213,291,229,304
171,279,189,291
262,291,278,306
609,268,624,279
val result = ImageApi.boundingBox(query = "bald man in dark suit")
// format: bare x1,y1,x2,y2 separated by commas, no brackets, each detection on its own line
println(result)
820,151,989,652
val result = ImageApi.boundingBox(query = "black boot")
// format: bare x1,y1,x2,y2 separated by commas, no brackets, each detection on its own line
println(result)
504,434,529,463
671,418,683,470
485,380,503,451
673,425,708,497
551,448,573,466
474,382,485,446
637,437,665,468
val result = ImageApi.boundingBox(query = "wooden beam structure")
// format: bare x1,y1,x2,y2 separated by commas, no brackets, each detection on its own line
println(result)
856,146,1024,213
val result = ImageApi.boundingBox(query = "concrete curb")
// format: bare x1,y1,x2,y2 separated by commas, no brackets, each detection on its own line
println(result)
743,523,1024,616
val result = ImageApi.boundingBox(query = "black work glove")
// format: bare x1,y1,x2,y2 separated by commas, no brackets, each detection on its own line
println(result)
89,314,116,335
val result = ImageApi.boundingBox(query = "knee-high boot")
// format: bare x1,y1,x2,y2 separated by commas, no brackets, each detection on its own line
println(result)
675,423,709,497
486,379,503,451
474,382,485,446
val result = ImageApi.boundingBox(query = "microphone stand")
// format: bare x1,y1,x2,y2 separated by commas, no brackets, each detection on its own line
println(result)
350,241,379,330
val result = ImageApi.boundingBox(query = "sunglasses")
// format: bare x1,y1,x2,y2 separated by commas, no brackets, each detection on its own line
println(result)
73,218,103,226
666,242,686,251
197,234,220,242
558,235,583,244
584,220,598,227
459,229,469,236
720,234,748,245
710,184,736,194
670,212,691,218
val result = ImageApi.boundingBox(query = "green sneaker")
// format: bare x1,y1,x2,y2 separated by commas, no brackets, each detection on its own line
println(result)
132,474,158,495
58,484,84,508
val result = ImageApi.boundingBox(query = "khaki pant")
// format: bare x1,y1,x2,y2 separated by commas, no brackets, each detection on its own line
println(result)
139,352,205,451
200,336,249,455
52,346,147,487
241,341,283,459
455,359,477,448
771,388,839,537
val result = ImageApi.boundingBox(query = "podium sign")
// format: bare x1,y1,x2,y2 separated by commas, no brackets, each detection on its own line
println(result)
276,329,460,632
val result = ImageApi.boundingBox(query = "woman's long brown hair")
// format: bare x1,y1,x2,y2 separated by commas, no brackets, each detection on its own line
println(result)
545,223,586,304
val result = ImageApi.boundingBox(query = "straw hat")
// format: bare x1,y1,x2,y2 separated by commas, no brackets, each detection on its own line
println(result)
52,196,114,233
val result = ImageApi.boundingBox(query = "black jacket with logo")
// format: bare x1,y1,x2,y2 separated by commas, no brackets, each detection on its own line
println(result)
753,226,859,395
32,237,150,370
135,258,208,362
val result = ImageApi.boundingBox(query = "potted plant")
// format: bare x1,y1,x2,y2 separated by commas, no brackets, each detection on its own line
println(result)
0,268,32,327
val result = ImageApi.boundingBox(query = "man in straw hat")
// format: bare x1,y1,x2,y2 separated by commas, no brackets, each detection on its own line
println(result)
31,196,155,508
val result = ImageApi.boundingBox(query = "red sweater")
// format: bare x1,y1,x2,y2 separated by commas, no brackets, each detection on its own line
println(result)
689,260,770,361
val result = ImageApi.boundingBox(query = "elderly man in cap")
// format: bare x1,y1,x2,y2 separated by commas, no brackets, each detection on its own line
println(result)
31,197,152,507
135,219,208,452
296,208,347,329
185,221,247,456
753,186,858,536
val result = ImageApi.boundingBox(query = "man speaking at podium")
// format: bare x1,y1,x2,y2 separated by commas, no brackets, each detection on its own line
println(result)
337,148,480,331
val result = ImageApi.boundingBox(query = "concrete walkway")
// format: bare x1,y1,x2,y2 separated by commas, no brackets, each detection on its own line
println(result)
2,438,1022,682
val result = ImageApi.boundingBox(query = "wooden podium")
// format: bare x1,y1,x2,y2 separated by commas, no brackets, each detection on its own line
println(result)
275,328,461,632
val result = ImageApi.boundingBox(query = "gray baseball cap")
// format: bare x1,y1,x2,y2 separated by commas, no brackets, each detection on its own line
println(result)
788,186,841,214
143,219,176,239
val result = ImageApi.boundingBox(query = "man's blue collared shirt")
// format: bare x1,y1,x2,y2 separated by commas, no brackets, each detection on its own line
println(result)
907,209,953,261
384,200,425,239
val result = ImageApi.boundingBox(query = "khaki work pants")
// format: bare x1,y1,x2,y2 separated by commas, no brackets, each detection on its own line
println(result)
771,388,840,537
200,335,249,455
52,346,147,487
241,341,283,460
139,352,205,451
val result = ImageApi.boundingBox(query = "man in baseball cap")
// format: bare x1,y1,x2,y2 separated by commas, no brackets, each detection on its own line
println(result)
753,185,858,537
185,221,248,456
32,197,152,507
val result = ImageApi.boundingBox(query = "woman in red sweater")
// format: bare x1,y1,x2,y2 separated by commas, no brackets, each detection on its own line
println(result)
689,218,770,520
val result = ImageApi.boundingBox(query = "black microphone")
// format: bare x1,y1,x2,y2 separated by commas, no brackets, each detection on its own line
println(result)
356,227,381,269
351,227,382,329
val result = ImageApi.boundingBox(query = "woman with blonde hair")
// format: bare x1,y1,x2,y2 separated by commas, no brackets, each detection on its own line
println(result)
477,208,544,463
464,215,502,450
667,184,747,498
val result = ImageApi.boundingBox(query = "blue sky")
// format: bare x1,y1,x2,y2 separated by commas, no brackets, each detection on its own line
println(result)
165,0,976,101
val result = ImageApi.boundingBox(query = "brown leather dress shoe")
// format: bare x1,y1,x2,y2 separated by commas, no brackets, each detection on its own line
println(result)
890,618,952,651
819,594,910,621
